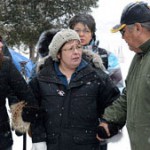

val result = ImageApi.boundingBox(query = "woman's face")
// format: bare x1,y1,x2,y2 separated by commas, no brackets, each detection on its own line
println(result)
57,40,82,71
73,23,92,46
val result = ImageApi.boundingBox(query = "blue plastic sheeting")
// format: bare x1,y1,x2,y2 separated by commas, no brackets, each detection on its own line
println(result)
9,48,34,78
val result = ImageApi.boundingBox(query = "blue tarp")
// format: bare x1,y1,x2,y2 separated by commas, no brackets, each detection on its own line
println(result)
9,48,34,78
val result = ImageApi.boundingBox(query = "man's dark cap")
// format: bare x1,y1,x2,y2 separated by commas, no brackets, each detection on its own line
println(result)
111,1,150,33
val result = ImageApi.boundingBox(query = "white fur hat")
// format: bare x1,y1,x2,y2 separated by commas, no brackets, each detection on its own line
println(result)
48,29,80,61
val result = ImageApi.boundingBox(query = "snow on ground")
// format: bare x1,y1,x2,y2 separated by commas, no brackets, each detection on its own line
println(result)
108,126,131,150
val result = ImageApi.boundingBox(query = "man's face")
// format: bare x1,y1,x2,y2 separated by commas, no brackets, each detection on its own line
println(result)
121,24,143,53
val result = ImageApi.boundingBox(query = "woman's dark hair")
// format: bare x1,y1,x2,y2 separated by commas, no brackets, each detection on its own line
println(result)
68,14,96,41
36,29,59,57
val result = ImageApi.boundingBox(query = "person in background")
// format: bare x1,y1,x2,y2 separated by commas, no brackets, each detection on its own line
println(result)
0,35,41,150
97,2,150,150
29,29,120,150
29,29,59,81
68,13,124,150
68,14,124,92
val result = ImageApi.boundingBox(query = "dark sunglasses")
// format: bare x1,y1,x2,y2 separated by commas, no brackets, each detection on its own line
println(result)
120,29,126,36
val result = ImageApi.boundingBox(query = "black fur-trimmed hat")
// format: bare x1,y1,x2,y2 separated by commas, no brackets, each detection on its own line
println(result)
36,29,59,57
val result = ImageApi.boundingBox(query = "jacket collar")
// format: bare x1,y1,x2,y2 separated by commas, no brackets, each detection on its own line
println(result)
37,57,97,87
139,39,150,54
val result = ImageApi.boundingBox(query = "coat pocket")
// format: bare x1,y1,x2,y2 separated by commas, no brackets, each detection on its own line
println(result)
73,134,99,145
47,134,59,144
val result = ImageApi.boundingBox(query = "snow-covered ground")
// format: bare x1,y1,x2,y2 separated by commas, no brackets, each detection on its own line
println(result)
108,126,131,150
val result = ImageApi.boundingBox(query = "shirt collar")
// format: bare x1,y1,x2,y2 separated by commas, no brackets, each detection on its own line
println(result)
54,59,88,76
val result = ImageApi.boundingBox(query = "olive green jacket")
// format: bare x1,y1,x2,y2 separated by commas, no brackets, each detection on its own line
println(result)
103,39,150,150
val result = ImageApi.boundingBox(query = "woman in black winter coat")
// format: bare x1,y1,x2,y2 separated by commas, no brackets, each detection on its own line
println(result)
29,29,120,150
0,36,40,150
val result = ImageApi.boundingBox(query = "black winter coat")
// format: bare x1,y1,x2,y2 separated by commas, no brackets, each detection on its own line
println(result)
0,57,36,149
29,57,120,150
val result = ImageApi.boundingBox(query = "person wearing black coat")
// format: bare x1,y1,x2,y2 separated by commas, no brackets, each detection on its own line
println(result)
29,29,59,81
29,29,120,150
0,36,40,150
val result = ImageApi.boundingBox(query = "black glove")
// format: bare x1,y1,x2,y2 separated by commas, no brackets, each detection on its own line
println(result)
97,123,119,139
15,130,23,136
22,106,45,123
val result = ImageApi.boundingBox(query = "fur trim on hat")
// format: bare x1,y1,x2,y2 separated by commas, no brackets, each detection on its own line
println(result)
48,29,80,61
10,101,30,133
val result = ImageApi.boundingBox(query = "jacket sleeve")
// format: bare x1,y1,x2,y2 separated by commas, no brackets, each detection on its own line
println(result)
6,58,42,123
97,72,120,115
7,86,20,106
7,58,37,107
103,88,127,126
4,58,40,132
28,77,47,143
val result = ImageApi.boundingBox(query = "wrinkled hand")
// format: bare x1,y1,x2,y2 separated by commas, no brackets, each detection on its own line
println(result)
96,122,119,140
32,142,47,150
96,122,110,141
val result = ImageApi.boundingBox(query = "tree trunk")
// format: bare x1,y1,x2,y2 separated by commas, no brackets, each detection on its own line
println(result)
29,44,37,62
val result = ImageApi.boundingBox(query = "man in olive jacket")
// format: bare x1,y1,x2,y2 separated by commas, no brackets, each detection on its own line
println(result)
97,2,150,150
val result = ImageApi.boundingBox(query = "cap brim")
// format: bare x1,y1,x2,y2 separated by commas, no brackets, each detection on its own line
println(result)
111,24,126,33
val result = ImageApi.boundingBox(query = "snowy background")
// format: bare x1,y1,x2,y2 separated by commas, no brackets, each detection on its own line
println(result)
11,0,150,149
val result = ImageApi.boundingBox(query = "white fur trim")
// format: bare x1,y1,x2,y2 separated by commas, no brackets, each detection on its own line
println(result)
83,49,106,71
10,101,30,133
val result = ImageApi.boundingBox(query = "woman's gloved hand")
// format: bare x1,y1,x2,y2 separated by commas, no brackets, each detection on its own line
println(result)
22,106,45,123
31,142,47,150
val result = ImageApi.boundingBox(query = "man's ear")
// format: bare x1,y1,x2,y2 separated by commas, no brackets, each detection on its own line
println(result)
135,23,143,33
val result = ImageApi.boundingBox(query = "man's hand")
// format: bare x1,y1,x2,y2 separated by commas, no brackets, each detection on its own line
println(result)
96,122,119,141
96,122,110,141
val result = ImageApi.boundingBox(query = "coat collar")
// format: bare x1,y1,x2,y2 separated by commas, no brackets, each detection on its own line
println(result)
139,39,150,54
